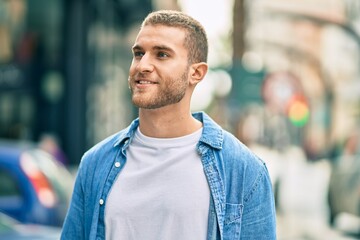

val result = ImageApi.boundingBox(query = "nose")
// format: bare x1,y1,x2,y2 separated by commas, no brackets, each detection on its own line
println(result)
135,54,154,73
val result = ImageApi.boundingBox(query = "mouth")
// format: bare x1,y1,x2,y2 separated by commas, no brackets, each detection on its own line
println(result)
136,80,157,84
134,78,158,85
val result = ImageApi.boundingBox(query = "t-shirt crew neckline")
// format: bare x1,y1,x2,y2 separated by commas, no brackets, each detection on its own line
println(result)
135,127,203,148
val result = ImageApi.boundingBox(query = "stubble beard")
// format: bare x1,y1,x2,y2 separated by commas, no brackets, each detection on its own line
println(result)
129,71,188,109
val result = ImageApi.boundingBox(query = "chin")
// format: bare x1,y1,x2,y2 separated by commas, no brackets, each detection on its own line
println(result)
132,99,153,109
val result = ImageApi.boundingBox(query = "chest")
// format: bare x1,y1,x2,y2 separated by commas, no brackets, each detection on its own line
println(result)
107,142,210,214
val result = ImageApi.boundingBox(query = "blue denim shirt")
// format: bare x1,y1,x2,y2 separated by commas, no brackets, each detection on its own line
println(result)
61,112,276,240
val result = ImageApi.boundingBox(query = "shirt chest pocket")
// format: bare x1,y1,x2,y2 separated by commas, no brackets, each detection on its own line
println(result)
223,203,243,240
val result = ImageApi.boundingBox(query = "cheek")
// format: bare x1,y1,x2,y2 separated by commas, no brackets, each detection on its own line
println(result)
129,65,135,76
129,60,138,73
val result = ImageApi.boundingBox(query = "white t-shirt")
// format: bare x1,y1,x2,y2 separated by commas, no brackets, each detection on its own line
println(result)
105,127,210,240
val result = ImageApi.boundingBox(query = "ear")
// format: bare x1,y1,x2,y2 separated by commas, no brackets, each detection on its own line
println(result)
189,62,208,85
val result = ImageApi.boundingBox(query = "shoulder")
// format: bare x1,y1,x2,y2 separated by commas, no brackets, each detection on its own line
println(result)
220,130,273,202
221,130,265,168
78,125,132,172
84,131,123,159
198,111,265,171
83,119,138,160
221,130,269,187
73,127,131,190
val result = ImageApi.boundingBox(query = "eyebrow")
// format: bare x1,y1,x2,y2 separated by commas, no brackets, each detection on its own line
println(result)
132,45,142,51
153,45,174,53
132,44,175,54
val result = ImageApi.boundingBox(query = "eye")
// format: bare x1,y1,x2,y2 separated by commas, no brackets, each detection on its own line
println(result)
133,51,144,58
157,51,169,58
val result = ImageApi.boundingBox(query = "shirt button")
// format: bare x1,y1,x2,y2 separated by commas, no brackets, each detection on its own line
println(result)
99,199,104,205
114,162,121,168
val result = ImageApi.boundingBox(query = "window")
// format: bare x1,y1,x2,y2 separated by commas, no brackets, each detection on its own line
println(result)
0,168,21,197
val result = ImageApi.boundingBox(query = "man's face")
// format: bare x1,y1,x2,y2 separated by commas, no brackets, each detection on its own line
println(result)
128,25,190,109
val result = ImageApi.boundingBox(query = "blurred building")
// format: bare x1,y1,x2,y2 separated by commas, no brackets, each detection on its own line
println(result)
228,0,360,238
229,0,360,160
0,0,177,165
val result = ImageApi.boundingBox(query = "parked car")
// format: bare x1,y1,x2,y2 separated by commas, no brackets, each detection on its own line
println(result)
0,211,61,239
0,139,74,226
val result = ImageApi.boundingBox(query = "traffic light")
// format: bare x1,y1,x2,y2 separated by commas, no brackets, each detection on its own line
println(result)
286,94,310,127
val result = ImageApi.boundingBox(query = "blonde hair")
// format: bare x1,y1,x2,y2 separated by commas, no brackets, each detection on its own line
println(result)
142,10,208,64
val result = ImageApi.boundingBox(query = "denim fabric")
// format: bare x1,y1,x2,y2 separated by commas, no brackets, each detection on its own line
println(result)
61,112,276,240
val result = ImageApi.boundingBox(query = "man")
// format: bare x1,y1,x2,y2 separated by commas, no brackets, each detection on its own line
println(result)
61,10,276,240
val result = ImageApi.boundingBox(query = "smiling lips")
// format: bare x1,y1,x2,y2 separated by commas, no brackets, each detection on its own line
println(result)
137,80,156,84
134,79,158,90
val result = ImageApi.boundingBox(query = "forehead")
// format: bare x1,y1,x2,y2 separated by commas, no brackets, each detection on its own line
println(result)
134,25,187,50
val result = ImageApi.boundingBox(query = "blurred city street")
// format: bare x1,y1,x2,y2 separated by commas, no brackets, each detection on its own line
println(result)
251,144,360,239
1,0,360,239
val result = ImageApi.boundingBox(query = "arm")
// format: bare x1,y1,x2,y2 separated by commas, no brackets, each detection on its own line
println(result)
61,164,85,240
240,165,277,240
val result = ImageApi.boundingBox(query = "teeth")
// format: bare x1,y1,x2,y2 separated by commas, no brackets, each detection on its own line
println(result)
139,80,153,84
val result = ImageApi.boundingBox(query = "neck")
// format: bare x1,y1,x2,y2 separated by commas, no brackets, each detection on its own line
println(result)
138,106,202,138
